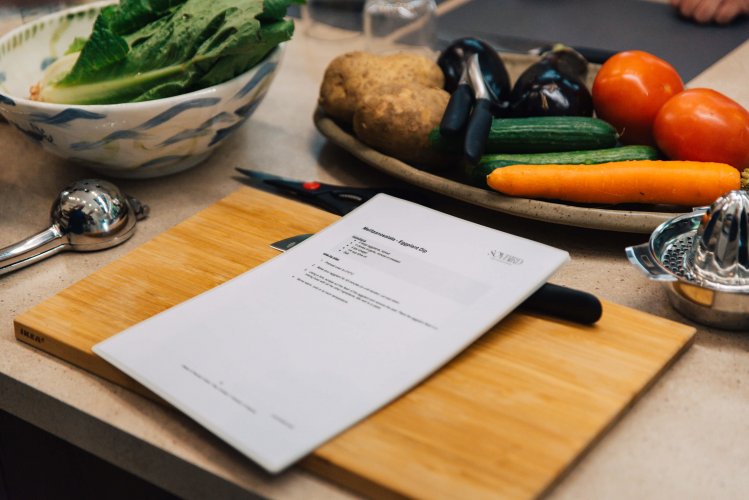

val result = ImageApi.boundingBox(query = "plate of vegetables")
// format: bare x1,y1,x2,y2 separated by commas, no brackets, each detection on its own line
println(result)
315,42,749,233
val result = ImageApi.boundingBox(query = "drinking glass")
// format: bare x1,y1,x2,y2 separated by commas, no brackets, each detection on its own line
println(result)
303,0,364,41
363,0,437,53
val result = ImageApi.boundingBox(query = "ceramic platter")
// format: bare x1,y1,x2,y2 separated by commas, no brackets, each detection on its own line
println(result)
313,53,687,234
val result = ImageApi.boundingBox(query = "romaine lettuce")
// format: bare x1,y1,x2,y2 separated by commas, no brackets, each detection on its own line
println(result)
36,0,300,104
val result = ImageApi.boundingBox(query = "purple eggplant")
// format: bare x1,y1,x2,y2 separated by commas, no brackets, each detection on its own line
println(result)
509,44,594,117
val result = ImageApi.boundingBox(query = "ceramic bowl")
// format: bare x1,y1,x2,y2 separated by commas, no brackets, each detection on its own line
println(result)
0,1,284,178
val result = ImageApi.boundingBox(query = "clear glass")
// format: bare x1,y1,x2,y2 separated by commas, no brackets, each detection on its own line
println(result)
363,0,437,54
303,0,364,41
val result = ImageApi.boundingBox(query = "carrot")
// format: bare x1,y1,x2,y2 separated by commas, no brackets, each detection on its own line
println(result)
486,160,741,206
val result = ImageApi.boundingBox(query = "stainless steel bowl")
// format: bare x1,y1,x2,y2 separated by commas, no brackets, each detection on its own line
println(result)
626,190,749,330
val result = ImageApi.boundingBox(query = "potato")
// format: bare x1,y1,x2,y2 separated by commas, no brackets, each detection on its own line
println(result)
352,82,452,166
319,51,444,123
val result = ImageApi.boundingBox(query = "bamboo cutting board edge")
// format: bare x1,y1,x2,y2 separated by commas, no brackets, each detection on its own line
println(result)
13,187,341,399
12,186,696,498
537,329,694,498
301,305,695,499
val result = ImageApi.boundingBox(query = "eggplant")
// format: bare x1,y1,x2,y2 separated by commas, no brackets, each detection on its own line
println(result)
509,44,594,117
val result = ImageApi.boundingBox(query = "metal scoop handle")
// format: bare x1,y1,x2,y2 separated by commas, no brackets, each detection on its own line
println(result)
0,179,148,277
0,224,68,276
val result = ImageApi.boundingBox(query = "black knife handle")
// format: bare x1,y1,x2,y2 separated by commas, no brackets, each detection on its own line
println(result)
440,83,474,136
520,282,602,325
534,44,616,65
464,98,493,165
574,46,616,65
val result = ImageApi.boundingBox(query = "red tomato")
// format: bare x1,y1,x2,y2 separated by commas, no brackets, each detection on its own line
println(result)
654,88,749,171
592,50,683,146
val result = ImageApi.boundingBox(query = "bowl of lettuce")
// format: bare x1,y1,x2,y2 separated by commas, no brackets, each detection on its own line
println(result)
0,0,298,178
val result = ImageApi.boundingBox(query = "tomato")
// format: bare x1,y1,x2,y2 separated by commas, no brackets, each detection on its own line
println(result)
654,88,749,171
592,50,683,146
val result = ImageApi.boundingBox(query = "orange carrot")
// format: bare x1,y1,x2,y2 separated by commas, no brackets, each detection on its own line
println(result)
486,160,741,206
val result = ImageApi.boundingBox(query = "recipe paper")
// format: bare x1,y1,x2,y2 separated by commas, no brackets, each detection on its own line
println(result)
93,194,569,473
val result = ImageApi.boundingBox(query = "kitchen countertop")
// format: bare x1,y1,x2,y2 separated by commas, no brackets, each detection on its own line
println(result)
2,1,749,498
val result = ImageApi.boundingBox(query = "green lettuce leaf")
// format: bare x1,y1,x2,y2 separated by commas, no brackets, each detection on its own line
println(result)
38,0,299,104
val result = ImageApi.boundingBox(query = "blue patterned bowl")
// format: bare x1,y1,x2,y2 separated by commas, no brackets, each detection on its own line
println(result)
0,1,284,178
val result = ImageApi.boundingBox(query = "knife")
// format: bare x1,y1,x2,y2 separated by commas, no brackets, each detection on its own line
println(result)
438,32,617,64
271,234,603,325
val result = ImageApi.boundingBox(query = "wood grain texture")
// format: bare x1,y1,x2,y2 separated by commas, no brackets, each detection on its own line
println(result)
13,187,695,498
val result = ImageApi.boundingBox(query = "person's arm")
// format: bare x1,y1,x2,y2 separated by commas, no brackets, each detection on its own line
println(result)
670,0,749,23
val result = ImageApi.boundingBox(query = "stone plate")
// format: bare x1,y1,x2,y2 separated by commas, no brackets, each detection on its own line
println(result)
313,53,684,233
314,108,689,233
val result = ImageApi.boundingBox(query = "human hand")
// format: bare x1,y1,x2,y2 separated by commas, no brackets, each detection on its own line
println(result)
670,0,749,23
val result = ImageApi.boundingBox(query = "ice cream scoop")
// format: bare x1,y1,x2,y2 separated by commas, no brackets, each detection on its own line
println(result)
0,179,148,276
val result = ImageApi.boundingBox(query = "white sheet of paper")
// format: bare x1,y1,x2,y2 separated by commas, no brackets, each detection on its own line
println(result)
93,194,569,473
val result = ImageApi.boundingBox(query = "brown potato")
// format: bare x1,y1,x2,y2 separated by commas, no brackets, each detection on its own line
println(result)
352,82,452,166
319,51,444,123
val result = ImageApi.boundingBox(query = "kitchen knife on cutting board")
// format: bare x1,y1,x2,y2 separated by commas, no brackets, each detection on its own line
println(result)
271,233,603,325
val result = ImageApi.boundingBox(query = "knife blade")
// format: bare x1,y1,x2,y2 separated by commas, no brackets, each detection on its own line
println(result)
271,234,314,252
438,32,617,64
270,234,603,325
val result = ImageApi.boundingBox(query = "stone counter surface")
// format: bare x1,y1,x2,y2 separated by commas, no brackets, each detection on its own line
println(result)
1,2,749,498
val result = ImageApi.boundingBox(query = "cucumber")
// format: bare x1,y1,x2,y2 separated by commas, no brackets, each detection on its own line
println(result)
430,116,620,155
465,145,661,187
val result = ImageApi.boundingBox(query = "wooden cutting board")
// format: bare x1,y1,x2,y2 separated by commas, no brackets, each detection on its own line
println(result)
14,187,695,498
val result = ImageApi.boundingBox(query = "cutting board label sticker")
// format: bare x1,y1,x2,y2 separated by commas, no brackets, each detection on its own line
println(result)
18,328,45,344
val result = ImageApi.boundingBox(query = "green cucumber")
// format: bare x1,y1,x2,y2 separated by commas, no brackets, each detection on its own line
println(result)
465,145,661,187
430,116,620,155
